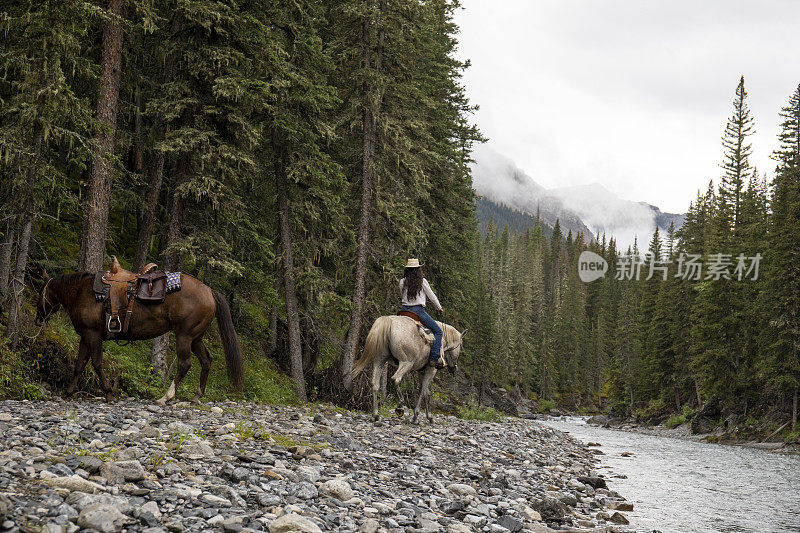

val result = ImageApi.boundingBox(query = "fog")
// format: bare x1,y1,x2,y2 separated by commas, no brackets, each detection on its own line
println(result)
456,0,800,214
472,146,681,249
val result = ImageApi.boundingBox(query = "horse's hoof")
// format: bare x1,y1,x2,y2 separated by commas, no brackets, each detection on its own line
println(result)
372,414,380,423
411,416,419,425
155,399,167,407
426,417,434,424
190,397,201,405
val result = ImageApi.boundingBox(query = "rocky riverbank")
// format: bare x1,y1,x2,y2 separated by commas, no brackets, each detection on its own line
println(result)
0,400,638,533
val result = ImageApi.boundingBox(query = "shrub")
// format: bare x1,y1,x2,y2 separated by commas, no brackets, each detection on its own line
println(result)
665,413,687,429
538,399,556,413
457,399,502,422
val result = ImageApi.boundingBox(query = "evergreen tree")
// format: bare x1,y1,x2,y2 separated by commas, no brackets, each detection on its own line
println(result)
761,84,800,427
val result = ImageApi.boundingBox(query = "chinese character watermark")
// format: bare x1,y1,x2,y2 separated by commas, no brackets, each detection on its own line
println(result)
577,251,762,282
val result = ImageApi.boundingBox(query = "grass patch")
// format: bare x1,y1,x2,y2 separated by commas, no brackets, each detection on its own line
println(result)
457,399,502,422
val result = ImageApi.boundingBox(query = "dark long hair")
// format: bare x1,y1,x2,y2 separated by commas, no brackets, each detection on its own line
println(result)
403,267,424,299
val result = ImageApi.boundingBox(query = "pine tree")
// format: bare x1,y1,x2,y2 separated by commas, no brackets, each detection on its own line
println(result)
78,0,128,271
720,76,755,230
0,0,95,343
761,83,800,427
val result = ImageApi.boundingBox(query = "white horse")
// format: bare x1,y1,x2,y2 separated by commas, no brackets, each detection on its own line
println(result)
353,315,465,423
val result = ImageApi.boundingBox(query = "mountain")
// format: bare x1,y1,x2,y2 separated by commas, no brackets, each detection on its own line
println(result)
471,147,684,247
476,197,554,239
547,183,685,247
471,149,593,239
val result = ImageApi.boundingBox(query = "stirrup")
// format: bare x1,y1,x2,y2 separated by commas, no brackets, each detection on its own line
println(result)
430,357,445,369
107,315,122,334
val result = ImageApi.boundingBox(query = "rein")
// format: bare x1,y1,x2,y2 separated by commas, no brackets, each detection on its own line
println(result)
24,277,54,340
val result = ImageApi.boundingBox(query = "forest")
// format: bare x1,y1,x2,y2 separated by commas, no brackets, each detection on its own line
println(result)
473,77,800,435
0,0,481,404
2,1,800,435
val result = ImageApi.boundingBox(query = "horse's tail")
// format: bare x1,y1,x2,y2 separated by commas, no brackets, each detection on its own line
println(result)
353,316,392,377
212,290,244,391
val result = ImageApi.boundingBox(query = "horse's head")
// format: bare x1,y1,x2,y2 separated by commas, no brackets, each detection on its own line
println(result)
444,328,467,374
35,271,59,325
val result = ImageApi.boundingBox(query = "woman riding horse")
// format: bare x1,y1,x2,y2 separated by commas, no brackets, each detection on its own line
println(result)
399,258,445,369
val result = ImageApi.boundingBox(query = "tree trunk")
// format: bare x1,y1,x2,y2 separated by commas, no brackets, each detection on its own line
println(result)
133,84,144,174
268,262,280,353
694,376,703,409
342,0,387,391
133,150,166,271
0,220,15,306
149,152,192,378
273,128,307,402
164,152,191,272
132,20,178,272
7,218,32,350
7,123,42,348
78,0,126,272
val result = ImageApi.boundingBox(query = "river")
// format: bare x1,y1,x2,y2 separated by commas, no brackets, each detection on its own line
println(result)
540,417,800,532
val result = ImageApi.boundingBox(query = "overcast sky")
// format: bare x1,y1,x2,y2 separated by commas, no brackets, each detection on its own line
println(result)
454,1,800,213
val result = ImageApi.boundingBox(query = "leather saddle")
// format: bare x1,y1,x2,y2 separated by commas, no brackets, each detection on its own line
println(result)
397,310,434,345
93,256,169,337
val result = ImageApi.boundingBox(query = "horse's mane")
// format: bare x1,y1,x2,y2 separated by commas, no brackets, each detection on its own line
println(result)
53,272,93,288
441,322,461,349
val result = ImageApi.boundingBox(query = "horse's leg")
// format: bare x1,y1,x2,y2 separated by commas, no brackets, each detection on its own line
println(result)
156,334,191,406
66,337,91,396
190,338,212,404
391,361,413,412
412,366,437,424
86,334,114,402
371,358,383,422
391,361,414,388
425,389,433,424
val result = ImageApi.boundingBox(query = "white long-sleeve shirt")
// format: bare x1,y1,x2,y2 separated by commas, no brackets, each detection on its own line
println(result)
399,278,443,311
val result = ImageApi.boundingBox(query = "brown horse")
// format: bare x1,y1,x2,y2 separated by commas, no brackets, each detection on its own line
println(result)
35,264,244,405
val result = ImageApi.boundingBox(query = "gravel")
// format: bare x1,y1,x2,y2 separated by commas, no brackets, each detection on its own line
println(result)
0,399,636,532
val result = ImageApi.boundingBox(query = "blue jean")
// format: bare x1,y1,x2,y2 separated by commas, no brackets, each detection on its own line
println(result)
402,305,442,361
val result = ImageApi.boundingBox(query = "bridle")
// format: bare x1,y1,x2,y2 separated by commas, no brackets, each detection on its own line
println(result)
39,277,56,321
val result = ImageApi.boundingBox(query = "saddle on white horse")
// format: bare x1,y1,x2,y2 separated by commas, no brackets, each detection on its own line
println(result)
397,311,435,345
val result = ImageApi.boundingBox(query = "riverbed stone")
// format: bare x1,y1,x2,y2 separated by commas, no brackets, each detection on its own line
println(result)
320,479,353,501
77,504,127,533
0,399,639,533
609,511,630,524
268,513,323,533
607,500,633,511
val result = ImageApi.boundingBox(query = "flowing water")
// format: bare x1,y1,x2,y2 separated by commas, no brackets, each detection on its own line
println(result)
541,417,800,532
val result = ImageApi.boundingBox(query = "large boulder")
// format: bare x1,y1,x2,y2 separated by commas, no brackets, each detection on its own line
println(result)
586,415,609,426
691,416,714,434
77,504,127,533
269,514,322,533
320,479,354,501
530,497,568,522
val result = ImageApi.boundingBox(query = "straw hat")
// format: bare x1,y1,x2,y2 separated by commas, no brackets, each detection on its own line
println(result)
405,258,423,268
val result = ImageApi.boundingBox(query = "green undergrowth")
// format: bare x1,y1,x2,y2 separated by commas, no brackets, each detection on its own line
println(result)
665,405,695,429
457,398,502,422
0,340,44,400
538,399,556,413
